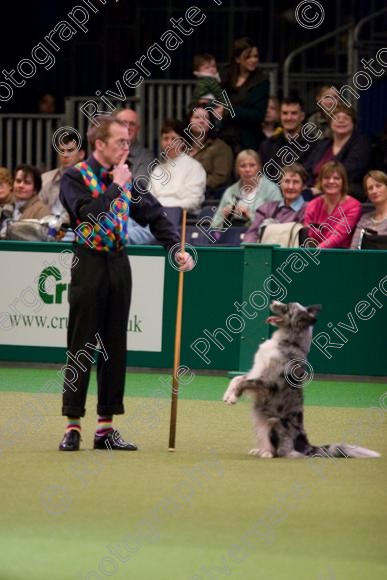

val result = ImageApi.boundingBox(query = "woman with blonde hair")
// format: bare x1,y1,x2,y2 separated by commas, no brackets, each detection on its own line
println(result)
304,160,362,248
351,170,387,249
211,149,281,229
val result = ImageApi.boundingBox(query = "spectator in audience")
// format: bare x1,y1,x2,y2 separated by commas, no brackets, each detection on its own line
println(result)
38,92,56,114
259,97,317,178
304,103,371,201
116,108,158,244
351,170,387,249
211,149,282,229
12,165,50,220
40,132,86,223
0,167,14,228
221,37,269,152
306,85,336,140
186,105,233,196
244,163,307,242
192,53,224,105
149,118,206,213
115,108,154,185
304,161,362,249
261,96,281,140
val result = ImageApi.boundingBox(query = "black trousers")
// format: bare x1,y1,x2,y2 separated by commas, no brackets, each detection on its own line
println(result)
62,245,132,417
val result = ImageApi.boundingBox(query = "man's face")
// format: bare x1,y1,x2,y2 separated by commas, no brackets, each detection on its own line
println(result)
58,142,85,169
97,123,130,167
280,104,305,134
116,109,140,143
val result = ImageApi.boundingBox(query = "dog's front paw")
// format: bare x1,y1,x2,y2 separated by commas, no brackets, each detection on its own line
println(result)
248,448,273,458
223,393,238,405
248,448,262,456
261,450,274,458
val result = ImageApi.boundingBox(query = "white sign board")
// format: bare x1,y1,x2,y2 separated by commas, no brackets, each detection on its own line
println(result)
0,250,165,351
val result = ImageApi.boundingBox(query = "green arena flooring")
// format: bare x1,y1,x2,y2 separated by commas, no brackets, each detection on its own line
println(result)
0,367,386,580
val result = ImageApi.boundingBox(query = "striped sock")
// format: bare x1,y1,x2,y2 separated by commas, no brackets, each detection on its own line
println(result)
66,417,81,433
96,416,113,437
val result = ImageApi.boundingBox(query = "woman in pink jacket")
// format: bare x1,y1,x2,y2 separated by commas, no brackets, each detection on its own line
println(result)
304,161,362,249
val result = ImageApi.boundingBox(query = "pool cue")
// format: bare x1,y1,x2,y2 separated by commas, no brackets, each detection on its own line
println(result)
168,208,187,452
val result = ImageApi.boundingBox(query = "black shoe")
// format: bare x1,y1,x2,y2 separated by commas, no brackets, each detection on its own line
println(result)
59,429,81,451
93,429,138,451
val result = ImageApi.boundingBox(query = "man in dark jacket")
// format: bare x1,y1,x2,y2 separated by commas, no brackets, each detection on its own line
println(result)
58,116,191,452
259,97,319,166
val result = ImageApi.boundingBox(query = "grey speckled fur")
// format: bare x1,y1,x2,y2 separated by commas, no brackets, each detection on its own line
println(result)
223,301,380,459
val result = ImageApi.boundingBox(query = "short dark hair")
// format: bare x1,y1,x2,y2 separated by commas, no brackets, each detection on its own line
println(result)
160,118,186,138
193,53,215,71
60,131,85,152
14,164,42,193
281,97,305,111
282,163,308,183
87,116,127,150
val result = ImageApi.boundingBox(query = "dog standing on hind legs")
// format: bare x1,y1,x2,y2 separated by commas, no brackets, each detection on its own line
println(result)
223,301,380,459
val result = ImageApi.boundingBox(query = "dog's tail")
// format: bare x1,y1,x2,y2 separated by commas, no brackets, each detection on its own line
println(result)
309,443,380,458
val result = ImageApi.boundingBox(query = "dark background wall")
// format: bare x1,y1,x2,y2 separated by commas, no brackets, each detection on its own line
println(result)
1,0,385,114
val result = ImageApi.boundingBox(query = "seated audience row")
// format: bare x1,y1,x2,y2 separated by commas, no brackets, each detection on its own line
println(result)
213,158,387,250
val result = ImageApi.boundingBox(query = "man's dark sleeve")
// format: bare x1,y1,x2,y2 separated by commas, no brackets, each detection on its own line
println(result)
59,167,123,225
130,187,180,251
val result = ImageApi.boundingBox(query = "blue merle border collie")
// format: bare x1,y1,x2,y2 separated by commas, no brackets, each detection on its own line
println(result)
223,301,380,459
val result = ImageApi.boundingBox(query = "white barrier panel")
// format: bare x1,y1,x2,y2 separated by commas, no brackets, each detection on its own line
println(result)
0,251,164,352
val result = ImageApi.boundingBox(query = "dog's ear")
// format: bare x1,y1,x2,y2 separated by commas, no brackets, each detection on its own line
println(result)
307,304,322,316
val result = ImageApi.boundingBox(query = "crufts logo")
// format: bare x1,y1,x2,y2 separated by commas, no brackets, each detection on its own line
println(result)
38,267,68,305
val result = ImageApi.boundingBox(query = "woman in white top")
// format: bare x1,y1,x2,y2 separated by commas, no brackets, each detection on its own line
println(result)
351,170,387,249
211,149,282,228
149,118,206,213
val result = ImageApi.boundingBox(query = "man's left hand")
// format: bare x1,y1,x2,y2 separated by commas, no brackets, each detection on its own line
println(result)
176,251,195,271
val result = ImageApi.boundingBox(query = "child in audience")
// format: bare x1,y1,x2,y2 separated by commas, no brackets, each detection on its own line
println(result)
192,53,224,105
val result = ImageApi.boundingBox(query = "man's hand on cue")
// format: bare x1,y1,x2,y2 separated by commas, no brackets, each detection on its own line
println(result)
113,151,132,187
176,252,194,271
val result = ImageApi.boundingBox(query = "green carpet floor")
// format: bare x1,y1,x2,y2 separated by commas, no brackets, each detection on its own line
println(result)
0,367,386,580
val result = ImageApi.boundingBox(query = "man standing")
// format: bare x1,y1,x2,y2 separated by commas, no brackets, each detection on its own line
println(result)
59,116,191,452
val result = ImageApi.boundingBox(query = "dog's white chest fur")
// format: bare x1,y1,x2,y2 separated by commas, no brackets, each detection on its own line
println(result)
247,335,281,379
